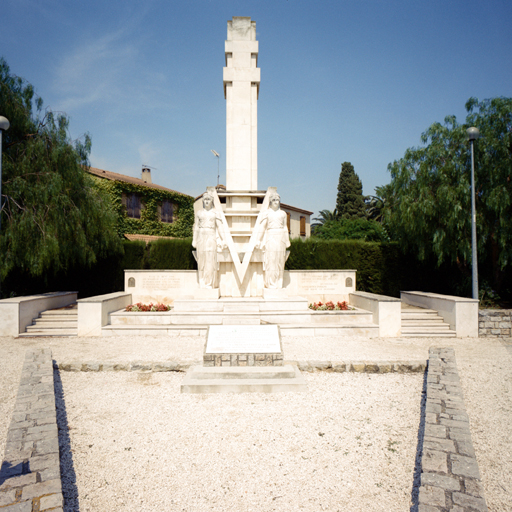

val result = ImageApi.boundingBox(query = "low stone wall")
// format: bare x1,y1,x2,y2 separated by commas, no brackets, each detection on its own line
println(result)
418,347,488,511
479,309,512,338
77,291,132,336
0,348,63,511
349,291,401,337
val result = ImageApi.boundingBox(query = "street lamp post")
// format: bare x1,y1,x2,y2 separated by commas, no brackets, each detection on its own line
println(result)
467,126,480,300
0,116,10,298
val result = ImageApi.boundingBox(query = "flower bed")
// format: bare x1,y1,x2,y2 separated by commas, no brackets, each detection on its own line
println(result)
125,302,171,312
308,301,353,311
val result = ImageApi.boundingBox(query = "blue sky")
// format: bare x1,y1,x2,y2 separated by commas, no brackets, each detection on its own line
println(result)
2,0,511,216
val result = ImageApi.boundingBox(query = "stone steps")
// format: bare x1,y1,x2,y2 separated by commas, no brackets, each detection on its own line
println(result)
181,365,308,393
110,306,374,327
102,324,209,336
401,307,456,338
101,322,380,337
20,306,78,337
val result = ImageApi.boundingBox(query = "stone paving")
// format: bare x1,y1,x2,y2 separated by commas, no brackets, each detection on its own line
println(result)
0,348,63,512
418,347,488,512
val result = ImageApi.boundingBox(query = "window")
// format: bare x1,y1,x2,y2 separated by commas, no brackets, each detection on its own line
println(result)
159,200,175,223
286,212,291,234
123,193,142,219
300,216,306,236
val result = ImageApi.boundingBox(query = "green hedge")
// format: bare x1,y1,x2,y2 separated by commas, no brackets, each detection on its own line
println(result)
2,238,472,299
286,238,467,297
145,238,196,269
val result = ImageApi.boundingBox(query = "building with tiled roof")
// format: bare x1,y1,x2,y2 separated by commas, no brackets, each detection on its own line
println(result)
88,167,195,240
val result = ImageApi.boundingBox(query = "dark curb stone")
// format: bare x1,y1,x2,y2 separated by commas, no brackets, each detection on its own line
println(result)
0,349,64,511
417,347,489,511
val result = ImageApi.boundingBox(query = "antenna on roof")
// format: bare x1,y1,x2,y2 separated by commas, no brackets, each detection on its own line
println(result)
211,150,220,186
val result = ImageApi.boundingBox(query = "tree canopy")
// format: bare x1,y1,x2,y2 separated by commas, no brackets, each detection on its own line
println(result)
336,161,366,220
313,217,389,242
0,58,121,287
382,97,512,293
311,209,338,233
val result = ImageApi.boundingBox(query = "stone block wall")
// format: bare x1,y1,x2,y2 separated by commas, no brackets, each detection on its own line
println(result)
203,353,283,367
479,309,512,338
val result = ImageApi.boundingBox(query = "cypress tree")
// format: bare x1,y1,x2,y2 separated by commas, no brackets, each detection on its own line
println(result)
336,162,367,220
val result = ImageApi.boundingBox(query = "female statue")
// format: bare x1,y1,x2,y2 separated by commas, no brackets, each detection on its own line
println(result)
192,193,224,288
257,193,290,289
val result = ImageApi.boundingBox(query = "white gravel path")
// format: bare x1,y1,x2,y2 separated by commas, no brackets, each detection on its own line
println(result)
59,371,422,512
1,334,511,511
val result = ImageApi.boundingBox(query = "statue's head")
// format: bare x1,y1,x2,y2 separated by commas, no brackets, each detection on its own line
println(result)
269,193,281,211
202,193,214,210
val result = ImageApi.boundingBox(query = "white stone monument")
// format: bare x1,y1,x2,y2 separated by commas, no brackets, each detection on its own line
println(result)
224,16,259,191
123,16,356,314
189,17,291,298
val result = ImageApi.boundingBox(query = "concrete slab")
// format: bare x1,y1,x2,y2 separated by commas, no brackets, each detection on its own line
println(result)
180,365,307,394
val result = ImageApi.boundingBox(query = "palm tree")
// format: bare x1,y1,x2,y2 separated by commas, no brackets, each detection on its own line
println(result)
311,209,338,233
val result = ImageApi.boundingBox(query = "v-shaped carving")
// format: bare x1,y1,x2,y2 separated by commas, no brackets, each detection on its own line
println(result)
208,187,244,281
238,187,275,281
208,186,275,285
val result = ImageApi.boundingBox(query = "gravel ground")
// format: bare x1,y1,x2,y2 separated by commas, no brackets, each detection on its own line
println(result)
58,371,423,512
1,334,511,511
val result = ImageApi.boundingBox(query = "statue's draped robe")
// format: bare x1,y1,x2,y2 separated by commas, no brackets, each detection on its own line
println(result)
260,208,290,289
192,209,222,288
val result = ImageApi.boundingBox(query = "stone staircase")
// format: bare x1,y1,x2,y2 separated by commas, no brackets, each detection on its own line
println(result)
401,304,456,338
20,305,78,337
103,297,379,337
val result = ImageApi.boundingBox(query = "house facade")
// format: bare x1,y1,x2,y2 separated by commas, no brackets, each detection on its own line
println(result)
88,167,195,239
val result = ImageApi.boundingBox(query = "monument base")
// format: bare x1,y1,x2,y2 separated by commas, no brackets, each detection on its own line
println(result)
203,325,283,367
179,288,220,300
263,288,288,299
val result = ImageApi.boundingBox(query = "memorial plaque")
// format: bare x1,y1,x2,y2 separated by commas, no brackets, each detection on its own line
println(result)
206,325,281,354
297,272,341,293
141,275,182,289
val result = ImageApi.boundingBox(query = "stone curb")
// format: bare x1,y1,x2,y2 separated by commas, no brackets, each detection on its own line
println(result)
0,348,64,512
53,360,427,374
418,347,488,512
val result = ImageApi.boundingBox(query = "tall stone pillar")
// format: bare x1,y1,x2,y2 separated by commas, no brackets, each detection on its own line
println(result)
223,17,260,191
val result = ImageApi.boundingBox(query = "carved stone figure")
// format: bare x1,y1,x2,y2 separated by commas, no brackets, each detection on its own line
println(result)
192,194,224,288
257,193,290,289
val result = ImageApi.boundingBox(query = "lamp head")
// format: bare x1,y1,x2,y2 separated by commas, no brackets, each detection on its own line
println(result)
0,116,10,131
467,127,480,141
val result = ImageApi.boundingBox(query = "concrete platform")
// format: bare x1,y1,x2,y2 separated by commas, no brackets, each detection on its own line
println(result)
180,364,308,394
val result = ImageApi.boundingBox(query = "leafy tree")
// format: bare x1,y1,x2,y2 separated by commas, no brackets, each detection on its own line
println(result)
383,97,512,293
336,162,366,220
313,218,389,242
0,58,121,290
311,209,338,233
